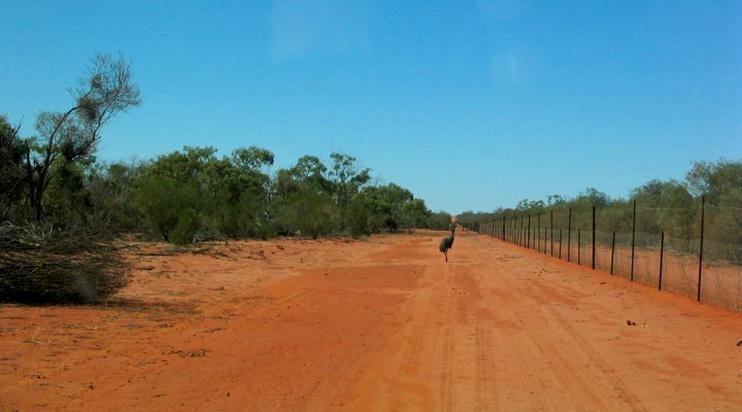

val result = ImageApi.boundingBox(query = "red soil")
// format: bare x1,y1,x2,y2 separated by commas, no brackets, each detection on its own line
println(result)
1,231,740,410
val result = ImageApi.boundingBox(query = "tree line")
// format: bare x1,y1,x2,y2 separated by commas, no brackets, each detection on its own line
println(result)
0,55,450,246
458,159,742,262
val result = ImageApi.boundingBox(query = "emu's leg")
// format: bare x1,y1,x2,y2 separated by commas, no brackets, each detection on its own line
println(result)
444,250,448,262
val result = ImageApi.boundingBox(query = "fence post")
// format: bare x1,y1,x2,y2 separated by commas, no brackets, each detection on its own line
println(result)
515,216,523,245
502,215,506,240
543,217,548,255
697,196,705,302
610,232,615,275
537,214,541,252
518,214,522,246
522,215,526,247
658,231,664,291
559,229,563,259
508,216,515,243
550,210,554,256
577,229,581,265
592,205,596,270
630,200,636,282
527,214,531,249
567,208,572,262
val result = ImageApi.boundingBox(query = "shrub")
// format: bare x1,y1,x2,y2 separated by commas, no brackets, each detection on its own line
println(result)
133,175,201,242
276,189,336,238
0,224,130,304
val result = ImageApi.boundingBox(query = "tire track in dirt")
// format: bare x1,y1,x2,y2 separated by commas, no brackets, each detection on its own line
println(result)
479,241,643,410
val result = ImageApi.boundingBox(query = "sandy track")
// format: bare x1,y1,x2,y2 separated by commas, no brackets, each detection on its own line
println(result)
1,231,740,411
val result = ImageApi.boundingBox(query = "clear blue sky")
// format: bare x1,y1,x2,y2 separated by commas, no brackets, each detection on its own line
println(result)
2,0,740,213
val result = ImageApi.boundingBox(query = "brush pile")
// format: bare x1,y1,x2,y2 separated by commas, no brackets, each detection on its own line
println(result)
0,222,130,303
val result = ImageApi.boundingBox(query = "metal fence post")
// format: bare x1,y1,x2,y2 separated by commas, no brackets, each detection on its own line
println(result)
527,214,531,249
610,232,615,275
550,209,554,256
697,196,705,302
514,216,522,245
522,215,526,247
559,229,563,259
657,230,665,291
537,214,541,252
592,205,596,270
630,200,636,282
567,208,572,262
577,229,581,265
518,214,522,246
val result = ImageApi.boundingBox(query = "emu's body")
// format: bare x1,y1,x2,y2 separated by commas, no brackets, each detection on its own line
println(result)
439,223,456,262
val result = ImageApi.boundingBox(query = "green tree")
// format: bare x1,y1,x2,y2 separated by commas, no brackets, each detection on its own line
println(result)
328,152,371,208
0,116,25,220
133,175,200,243
686,159,742,202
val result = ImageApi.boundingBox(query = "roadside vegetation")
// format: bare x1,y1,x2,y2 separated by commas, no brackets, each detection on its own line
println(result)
0,54,447,303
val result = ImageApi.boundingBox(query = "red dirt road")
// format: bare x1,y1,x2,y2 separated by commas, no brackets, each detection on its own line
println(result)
1,231,741,410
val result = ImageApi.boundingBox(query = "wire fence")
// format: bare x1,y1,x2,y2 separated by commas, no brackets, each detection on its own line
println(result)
475,197,741,312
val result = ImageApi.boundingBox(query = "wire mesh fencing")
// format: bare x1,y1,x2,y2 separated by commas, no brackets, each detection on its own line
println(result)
478,198,741,312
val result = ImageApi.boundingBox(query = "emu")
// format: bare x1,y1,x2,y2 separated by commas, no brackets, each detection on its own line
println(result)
439,220,457,262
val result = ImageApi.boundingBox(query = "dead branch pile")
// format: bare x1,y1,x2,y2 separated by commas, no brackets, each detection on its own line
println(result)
0,222,130,303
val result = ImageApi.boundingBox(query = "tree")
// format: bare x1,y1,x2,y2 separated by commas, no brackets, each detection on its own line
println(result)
546,194,566,207
575,188,609,208
275,188,336,238
133,145,275,241
361,184,429,232
686,159,742,202
24,54,141,221
0,116,25,220
86,161,148,230
328,152,371,207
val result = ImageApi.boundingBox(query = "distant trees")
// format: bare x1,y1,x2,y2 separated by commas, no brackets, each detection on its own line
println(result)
465,159,742,262
62,147,435,244
273,155,335,238
131,146,276,243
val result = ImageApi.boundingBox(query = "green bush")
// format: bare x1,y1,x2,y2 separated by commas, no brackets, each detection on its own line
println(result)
345,196,371,237
276,189,336,239
133,175,201,243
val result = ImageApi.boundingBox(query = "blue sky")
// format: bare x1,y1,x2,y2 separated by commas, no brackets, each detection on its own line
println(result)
2,0,740,213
